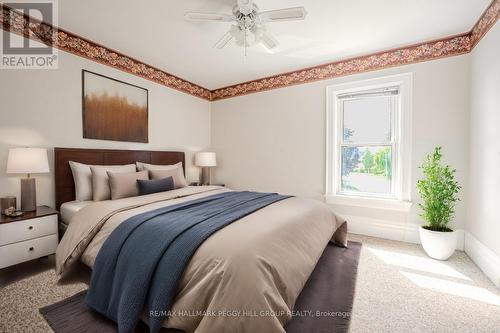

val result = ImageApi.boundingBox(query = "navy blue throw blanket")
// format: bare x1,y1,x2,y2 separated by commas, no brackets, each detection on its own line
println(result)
85,191,291,333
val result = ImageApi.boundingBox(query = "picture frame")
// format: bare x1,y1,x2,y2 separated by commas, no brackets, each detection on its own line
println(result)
82,70,149,143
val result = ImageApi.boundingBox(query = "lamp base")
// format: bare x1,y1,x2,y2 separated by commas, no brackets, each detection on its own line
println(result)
200,167,211,185
21,178,36,212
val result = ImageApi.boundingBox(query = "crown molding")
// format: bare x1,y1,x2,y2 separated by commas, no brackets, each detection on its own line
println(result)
0,5,213,101
1,0,498,102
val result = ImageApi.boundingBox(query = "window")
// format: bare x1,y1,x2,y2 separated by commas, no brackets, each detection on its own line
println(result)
326,74,412,209
340,88,397,197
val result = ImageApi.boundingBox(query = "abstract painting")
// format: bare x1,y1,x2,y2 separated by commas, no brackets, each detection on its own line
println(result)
82,70,148,143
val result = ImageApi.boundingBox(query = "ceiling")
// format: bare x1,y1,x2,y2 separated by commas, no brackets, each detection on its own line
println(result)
52,0,491,90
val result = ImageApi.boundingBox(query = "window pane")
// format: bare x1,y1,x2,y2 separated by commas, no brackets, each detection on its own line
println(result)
343,96,392,143
341,146,393,195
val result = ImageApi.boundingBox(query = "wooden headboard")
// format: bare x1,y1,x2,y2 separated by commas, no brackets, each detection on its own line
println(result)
54,147,185,210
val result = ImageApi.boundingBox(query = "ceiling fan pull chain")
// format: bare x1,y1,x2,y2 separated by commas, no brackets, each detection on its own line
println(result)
244,29,247,57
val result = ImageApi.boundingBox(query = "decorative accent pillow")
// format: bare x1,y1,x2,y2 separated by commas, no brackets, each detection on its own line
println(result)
69,161,94,201
107,170,149,200
137,176,174,196
90,164,137,201
149,166,188,189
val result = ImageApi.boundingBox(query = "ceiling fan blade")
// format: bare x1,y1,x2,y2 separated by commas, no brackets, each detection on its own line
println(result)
184,12,235,22
258,7,307,22
214,31,234,49
258,30,279,49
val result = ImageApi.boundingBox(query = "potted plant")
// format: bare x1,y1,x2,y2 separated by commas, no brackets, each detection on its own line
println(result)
416,147,461,260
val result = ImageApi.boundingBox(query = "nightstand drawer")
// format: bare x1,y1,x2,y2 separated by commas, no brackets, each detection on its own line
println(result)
0,234,58,269
0,215,57,246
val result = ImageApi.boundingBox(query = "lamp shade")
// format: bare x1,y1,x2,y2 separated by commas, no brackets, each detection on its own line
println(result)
195,152,216,167
6,148,50,174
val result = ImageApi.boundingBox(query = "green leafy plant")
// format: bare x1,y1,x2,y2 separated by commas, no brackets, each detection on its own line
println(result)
361,150,374,173
416,147,461,232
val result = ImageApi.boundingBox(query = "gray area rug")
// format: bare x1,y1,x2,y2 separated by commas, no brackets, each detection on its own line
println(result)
40,241,361,333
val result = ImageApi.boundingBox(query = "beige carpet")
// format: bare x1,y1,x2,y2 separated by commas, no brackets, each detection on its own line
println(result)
349,234,500,333
1,234,499,332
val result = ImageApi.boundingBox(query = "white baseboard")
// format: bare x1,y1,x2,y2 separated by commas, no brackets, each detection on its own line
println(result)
345,215,500,287
464,232,500,288
345,215,464,251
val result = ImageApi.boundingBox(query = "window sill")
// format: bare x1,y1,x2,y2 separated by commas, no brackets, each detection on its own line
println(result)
324,194,413,212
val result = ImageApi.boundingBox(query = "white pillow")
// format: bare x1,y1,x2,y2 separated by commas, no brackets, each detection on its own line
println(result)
90,164,137,201
136,162,187,188
69,161,94,201
136,161,180,171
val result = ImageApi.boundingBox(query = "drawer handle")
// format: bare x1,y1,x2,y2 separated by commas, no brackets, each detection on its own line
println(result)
29,247,34,251
28,226,33,230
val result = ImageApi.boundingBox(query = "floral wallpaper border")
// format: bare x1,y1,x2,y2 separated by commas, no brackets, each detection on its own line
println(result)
1,0,498,101
212,0,498,100
470,0,500,47
0,5,213,100
211,34,472,100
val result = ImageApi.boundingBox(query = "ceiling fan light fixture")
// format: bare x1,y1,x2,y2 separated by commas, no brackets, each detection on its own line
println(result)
184,1,307,53
236,0,255,15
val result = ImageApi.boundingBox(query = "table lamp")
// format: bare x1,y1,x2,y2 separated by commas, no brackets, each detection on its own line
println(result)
195,152,216,185
6,148,50,211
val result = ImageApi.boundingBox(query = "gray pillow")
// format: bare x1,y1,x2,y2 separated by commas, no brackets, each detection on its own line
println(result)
107,170,149,200
137,177,174,196
90,164,137,201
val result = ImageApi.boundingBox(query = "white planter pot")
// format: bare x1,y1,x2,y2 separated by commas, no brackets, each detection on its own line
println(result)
419,226,457,260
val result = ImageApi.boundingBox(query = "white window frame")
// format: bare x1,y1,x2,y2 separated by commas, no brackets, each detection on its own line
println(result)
325,73,413,211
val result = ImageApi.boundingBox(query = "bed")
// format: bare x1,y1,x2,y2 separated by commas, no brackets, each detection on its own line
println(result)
54,147,185,233
60,200,92,225
54,148,347,333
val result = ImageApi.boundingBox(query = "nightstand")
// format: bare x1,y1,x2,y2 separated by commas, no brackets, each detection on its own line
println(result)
0,206,58,269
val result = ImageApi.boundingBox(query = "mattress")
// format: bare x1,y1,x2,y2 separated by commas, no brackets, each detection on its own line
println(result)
60,200,93,224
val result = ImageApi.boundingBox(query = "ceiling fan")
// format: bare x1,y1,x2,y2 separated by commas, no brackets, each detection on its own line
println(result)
184,0,307,54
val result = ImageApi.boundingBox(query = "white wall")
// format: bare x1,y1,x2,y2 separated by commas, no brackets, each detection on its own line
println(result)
0,34,211,208
211,55,470,240
467,23,500,258
0,28,490,253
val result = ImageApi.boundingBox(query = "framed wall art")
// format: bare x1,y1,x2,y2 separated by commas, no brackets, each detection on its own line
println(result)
82,70,148,143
